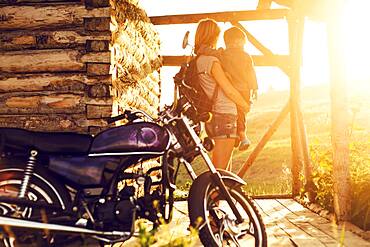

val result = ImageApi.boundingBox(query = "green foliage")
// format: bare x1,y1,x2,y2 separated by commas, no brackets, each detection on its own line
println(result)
308,142,370,230
173,181,192,201
131,200,199,247
310,147,334,212
133,219,198,247
137,220,156,247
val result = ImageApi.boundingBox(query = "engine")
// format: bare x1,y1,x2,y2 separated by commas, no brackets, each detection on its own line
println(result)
94,186,136,232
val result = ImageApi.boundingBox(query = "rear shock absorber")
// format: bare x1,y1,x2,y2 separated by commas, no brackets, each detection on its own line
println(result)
18,150,38,198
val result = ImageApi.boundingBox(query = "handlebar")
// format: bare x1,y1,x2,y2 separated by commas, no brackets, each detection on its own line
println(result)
106,109,154,124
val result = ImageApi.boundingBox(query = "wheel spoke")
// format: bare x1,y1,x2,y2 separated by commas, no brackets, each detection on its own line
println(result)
228,234,241,247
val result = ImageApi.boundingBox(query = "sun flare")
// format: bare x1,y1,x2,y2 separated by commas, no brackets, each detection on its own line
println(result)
342,0,370,82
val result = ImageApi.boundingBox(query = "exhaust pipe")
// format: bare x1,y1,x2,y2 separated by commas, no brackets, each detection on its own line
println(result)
0,216,129,238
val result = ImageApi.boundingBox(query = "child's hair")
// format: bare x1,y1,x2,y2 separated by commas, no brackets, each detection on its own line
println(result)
223,26,246,47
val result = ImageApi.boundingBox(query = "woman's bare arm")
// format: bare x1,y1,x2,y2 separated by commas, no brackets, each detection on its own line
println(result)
211,61,250,112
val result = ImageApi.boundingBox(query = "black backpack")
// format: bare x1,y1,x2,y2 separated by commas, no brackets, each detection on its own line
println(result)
182,56,218,115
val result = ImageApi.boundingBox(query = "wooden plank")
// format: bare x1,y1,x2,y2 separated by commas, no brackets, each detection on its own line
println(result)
0,29,110,51
84,17,110,31
0,73,111,92
162,55,290,67
150,9,289,25
84,0,109,8
86,63,110,76
238,102,290,177
0,49,86,73
252,194,292,199
273,199,367,246
0,114,87,132
310,223,370,246
277,199,329,223
263,200,327,246
254,199,295,245
86,105,112,119
0,5,109,30
0,92,85,114
81,52,110,63
0,0,79,4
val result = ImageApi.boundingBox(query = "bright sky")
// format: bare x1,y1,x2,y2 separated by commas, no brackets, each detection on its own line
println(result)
140,0,370,106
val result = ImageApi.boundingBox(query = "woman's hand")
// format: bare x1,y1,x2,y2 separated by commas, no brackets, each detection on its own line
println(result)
211,61,251,113
251,89,258,101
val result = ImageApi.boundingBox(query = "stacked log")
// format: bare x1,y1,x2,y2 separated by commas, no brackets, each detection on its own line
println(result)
0,1,112,134
0,0,161,137
110,0,161,117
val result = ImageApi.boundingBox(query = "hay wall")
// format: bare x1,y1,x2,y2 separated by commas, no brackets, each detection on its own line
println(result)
0,0,161,134
110,0,161,117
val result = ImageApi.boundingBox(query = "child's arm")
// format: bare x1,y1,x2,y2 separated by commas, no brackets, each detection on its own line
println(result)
244,53,258,90
211,61,250,113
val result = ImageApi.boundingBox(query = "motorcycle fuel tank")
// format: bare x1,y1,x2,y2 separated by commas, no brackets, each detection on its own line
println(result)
89,122,170,156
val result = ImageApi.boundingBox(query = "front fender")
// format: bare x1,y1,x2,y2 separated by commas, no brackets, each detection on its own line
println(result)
216,169,246,186
194,169,246,189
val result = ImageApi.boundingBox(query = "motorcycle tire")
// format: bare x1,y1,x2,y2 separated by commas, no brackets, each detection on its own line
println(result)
0,164,71,246
188,174,267,247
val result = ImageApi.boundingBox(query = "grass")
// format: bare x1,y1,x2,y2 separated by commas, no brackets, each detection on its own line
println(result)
176,85,334,194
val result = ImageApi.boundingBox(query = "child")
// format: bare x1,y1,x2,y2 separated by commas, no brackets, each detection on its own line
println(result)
198,26,258,150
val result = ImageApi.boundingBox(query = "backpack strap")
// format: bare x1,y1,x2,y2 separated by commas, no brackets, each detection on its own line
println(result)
210,85,218,104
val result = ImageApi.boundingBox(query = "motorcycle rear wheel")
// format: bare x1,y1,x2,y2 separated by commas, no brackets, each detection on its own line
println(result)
0,166,71,246
188,175,267,247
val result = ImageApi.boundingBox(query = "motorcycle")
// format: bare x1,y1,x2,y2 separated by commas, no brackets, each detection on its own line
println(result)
0,40,267,247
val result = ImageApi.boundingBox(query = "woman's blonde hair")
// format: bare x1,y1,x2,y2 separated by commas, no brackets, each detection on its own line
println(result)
194,19,221,55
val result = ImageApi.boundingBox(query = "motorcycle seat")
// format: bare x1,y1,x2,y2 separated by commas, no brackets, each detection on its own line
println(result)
0,128,93,154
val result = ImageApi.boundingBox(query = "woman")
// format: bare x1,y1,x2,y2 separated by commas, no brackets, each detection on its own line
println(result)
194,19,251,171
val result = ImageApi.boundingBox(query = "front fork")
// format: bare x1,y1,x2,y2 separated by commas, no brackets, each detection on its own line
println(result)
181,118,244,224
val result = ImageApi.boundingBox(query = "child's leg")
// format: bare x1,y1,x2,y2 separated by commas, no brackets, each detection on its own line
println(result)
237,109,250,151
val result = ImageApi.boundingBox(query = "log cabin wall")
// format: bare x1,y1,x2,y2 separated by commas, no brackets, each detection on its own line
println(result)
0,0,161,135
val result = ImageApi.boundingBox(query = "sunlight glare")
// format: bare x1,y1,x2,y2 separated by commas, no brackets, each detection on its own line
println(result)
342,0,370,84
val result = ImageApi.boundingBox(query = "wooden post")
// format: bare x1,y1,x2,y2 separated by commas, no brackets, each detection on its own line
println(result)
297,107,316,202
288,14,305,197
231,22,290,75
327,1,351,221
238,102,290,178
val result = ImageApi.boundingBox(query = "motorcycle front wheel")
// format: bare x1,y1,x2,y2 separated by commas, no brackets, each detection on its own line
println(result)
188,173,267,247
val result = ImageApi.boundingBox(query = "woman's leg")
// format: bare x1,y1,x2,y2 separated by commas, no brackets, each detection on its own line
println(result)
211,138,236,171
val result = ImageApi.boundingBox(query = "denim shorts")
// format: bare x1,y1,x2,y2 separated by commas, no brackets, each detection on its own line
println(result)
205,113,238,139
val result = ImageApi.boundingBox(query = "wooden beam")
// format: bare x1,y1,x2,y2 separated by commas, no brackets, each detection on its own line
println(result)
0,0,80,4
288,16,305,197
297,107,316,202
0,49,85,73
237,102,290,178
0,73,111,92
0,49,111,73
162,55,290,67
251,194,292,199
150,9,289,25
232,21,274,56
0,29,110,51
0,5,109,30
231,21,290,75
